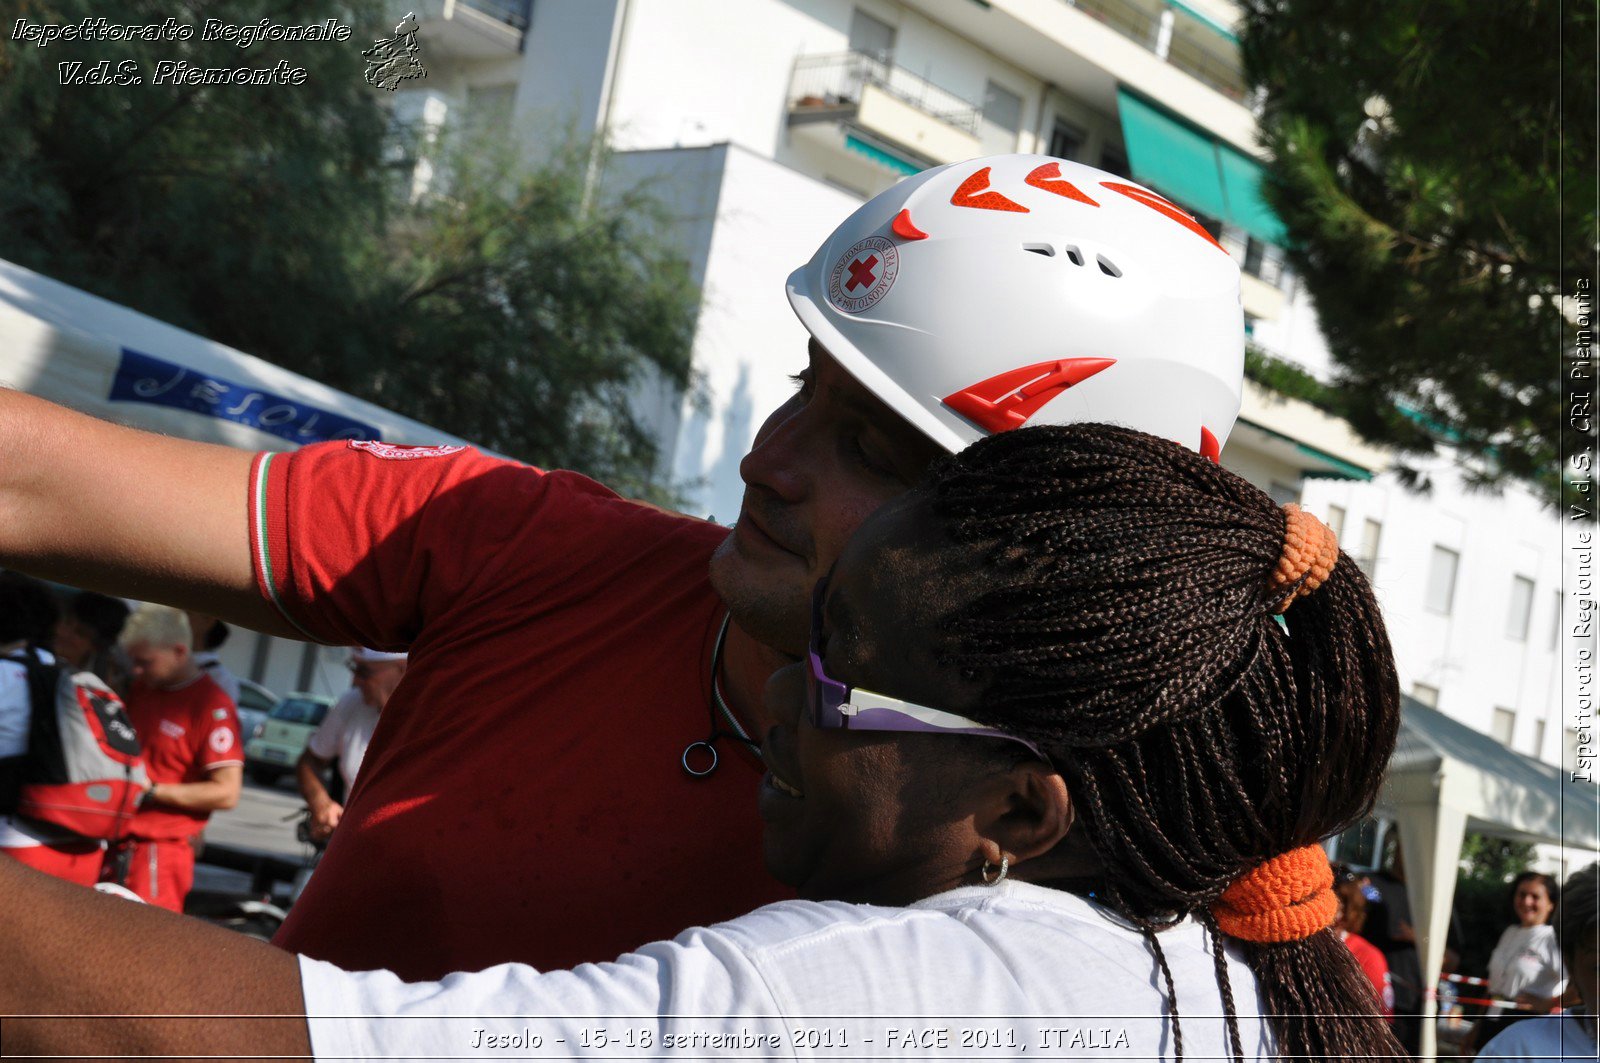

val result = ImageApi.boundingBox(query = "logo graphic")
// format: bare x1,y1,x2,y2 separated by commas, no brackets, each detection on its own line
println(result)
827,236,899,314
159,719,186,740
209,726,235,755
110,348,380,444
363,12,426,91
347,441,467,460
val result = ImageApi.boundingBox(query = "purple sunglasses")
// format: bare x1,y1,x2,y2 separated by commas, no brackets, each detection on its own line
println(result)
806,580,1046,760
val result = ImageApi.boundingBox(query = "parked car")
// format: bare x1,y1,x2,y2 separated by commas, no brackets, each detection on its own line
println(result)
235,678,277,747
244,693,333,786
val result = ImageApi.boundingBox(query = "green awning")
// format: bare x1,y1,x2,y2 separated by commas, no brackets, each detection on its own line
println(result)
844,133,922,176
1217,143,1287,244
1116,88,1286,247
1166,0,1238,43
1117,89,1230,221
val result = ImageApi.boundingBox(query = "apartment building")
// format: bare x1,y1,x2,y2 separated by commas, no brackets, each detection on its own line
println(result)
389,0,1573,780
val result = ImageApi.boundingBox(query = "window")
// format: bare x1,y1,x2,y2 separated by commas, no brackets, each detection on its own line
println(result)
1425,545,1460,615
1356,518,1382,580
1506,575,1535,641
1410,683,1439,707
1532,719,1547,756
848,8,895,63
1048,119,1086,161
1268,481,1300,506
1550,590,1563,651
982,80,1023,134
1326,504,1347,540
1491,707,1516,745
1242,237,1287,288
1099,144,1129,178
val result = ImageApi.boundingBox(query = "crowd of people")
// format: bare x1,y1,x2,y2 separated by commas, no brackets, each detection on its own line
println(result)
0,153,1593,1061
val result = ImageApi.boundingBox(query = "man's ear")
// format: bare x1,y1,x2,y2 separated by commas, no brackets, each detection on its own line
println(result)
974,761,1073,865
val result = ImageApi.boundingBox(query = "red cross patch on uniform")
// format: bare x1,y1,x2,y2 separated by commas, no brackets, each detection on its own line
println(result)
827,236,899,314
208,727,235,755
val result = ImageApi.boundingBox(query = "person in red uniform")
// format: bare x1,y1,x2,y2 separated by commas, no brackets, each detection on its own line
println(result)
0,155,1247,978
1335,864,1396,1021
113,605,242,911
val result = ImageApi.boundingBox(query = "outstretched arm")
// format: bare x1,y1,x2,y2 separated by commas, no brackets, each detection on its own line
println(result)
0,389,297,636
0,855,308,1057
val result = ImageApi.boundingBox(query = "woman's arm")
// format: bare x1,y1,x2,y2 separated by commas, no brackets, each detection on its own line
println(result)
0,856,308,1058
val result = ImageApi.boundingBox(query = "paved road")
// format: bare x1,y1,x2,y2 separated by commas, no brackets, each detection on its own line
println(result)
203,777,307,861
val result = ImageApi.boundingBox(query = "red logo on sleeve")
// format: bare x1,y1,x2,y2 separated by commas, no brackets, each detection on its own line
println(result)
208,727,235,755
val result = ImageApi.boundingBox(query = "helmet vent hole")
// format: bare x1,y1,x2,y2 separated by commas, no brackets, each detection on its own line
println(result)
1097,255,1122,278
1063,245,1084,267
1023,243,1055,257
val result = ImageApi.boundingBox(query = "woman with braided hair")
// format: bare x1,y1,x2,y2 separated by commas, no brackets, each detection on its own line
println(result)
0,423,1402,1062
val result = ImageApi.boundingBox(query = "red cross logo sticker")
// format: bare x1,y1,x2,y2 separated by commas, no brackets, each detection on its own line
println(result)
828,236,899,314
845,254,880,291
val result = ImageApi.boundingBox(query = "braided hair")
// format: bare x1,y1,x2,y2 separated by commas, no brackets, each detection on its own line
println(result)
922,424,1403,1063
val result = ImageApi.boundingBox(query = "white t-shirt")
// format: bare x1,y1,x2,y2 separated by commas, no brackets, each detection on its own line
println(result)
305,688,379,793
193,652,241,707
1479,1010,1598,1061
303,881,1275,1060
1489,924,1569,1004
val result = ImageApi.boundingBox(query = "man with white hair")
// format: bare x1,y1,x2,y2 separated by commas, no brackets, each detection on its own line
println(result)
115,605,242,911
297,648,406,843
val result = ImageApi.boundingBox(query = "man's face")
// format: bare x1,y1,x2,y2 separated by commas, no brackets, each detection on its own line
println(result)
125,641,189,687
350,660,406,710
708,340,946,656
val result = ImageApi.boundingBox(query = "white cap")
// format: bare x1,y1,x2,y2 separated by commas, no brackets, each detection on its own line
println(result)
349,647,408,663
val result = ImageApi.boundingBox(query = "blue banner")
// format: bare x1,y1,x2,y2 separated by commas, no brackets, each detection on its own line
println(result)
108,347,380,444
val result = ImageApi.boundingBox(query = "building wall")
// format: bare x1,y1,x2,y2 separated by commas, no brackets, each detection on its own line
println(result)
609,144,865,521
1301,460,1564,763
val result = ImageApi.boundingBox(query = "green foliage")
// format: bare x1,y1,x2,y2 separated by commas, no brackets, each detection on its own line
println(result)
1452,833,1540,976
1239,0,1596,506
0,0,390,356
0,0,700,499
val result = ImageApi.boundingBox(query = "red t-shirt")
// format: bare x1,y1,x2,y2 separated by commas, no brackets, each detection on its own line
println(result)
124,673,242,842
1344,931,1396,1019
254,442,790,979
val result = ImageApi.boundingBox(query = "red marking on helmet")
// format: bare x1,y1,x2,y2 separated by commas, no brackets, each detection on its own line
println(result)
1100,182,1224,251
845,254,879,291
1200,426,1221,463
1024,162,1100,206
951,167,1029,213
942,358,1116,434
891,209,929,240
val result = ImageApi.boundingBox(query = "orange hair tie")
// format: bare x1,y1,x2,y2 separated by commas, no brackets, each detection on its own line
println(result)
1270,504,1339,614
1211,844,1338,944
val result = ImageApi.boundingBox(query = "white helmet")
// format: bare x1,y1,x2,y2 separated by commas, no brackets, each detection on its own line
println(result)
786,154,1244,458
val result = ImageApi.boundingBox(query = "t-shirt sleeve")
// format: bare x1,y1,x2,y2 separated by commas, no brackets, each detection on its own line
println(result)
198,689,243,771
248,442,565,648
300,928,792,1061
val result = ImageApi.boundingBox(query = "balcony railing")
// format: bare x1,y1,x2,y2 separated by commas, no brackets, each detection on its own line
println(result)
788,52,984,136
460,0,531,30
1062,0,1248,102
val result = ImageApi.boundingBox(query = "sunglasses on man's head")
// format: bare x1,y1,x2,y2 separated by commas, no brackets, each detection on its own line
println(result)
806,579,1046,760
